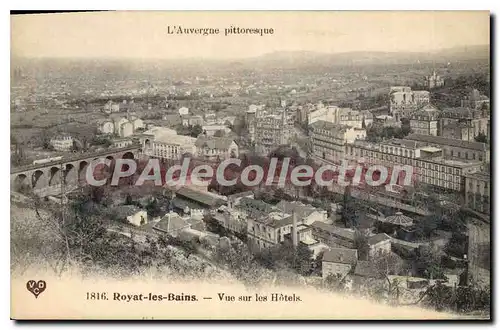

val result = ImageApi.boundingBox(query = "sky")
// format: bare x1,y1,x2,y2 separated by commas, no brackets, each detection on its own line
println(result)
11,11,490,60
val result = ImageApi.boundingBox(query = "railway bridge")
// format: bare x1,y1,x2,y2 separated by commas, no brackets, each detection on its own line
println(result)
10,145,140,197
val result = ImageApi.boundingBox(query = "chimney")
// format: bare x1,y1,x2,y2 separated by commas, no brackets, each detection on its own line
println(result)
292,212,298,247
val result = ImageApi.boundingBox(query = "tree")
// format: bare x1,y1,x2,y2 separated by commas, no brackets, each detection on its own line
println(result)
213,129,225,138
254,240,313,276
474,132,487,143
414,215,439,239
145,198,164,218
342,188,360,228
414,244,444,279
353,231,370,261
190,124,203,138
367,252,410,304
325,273,344,291
444,231,467,259
125,194,133,205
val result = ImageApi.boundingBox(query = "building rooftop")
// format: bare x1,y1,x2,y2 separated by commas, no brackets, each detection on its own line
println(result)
275,200,320,219
309,120,352,132
195,136,236,150
237,197,275,217
405,133,488,151
420,146,442,153
153,212,190,234
175,187,226,208
367,233,392,246
380,212,413,227
464,170,490,181
310,221,356,241
322,248,358,264
112,205,143,219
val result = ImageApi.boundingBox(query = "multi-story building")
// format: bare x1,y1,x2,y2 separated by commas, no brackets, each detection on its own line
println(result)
109,116,129,135
50,134,73,151
464,171,490,215
195,136,239,161
141,127,196,160
409,104,440,136
310,120,366,164
424,70,445,89
367,233,392,258
103,100,120,113
98,114,143,138
246,104,265,142
129,116,145,131
201,124,232,137
112,137,133,149
346,138,485,192
389,86,430,121
310,221,356,249
97,119,115,135
322,248,358,279
308,106,373,128
182,115,204,127
405,134,490,163
275,200,328,225
254,111,293,156
441,121,476,142
240,197,300,249
440,107,489,139
461,89,490,110
295,104,313,126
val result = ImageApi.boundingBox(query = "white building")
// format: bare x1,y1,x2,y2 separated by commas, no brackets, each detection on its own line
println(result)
310,120,366,164
308,106,373,128
127,210,148,227
178,107,189,116
195,137,239,161
98,115,143,138
389,87,430,121
50,134,73,151
141,127,196,160
98,120,115,134
201,124,232,137
322,248,358,279
112,138,133,149
130,116,145,131
367,233,392,258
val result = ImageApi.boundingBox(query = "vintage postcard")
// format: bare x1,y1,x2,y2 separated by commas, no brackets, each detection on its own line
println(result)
10,11,491,320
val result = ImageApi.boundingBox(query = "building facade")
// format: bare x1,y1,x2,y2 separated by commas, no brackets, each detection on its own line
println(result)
346,138,485,192
464,171,490,215
310,120,366,164
440,107,490,140
409,104,440,136
389,86,430,121
254,111,293,156
50,134,73,151
405,134,490,163
424,70,445,89
308,106,373,128
322,248,358,279
141,127,196,160
460,89,490,110
195,137,239,161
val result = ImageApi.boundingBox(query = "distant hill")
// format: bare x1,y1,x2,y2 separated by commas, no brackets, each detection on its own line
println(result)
248,45,490,67
11,45,489,75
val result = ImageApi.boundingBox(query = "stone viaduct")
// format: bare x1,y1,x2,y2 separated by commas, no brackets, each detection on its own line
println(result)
10,146,140,197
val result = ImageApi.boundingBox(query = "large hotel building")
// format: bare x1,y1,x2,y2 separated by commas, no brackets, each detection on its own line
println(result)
345,138,485,192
